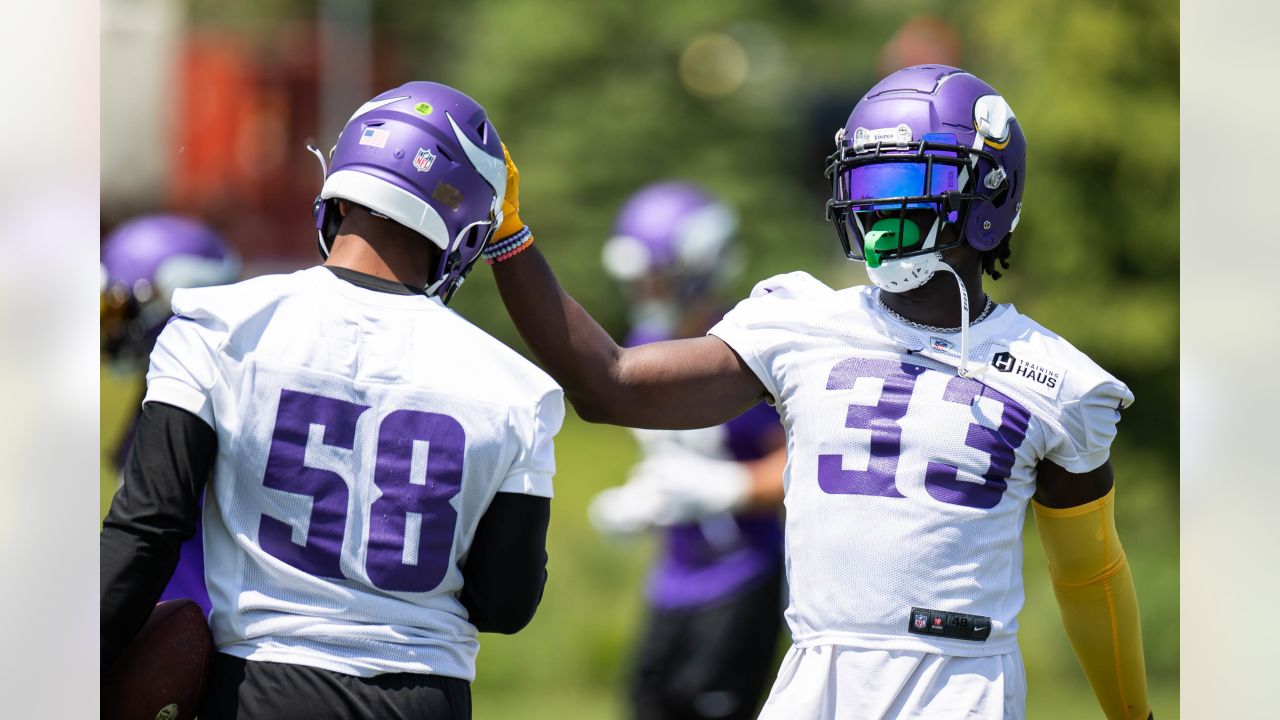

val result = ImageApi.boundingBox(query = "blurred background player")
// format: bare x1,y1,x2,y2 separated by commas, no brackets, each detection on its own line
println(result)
100,214,241,616
587,182,786,720
101,82,564,720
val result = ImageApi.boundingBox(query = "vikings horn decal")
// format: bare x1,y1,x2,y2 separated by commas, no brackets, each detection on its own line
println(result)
973,95,1016,149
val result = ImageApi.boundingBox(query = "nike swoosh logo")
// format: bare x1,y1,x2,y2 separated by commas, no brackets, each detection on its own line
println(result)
446,111,506,196
345,95,411,125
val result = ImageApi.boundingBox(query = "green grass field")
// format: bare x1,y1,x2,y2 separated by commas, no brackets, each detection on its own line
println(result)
101,367,1178,718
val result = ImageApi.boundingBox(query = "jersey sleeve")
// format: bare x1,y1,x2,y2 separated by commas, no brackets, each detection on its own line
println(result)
708,271,829,403
1044,378,1135,473
498,390,565,498
142,315,223,428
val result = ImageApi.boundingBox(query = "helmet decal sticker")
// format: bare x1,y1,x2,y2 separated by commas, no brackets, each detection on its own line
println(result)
359,127,390,148
431,183,464,211
413,147,437,173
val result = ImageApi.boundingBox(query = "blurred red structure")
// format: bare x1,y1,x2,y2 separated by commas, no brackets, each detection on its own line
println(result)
166,23,401,267
877,15,962,74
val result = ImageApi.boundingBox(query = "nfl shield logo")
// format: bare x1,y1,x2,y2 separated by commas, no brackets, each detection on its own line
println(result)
914,613,928,629
413,147,436,173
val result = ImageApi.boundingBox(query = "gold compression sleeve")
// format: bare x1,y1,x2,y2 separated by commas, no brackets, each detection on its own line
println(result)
1032,488,1151,720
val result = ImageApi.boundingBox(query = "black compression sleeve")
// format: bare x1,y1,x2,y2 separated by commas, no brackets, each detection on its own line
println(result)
459,493,551,634
100,401,216,673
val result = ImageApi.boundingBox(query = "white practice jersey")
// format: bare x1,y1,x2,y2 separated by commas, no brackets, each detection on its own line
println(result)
144,267,564,679
708,272,1132,657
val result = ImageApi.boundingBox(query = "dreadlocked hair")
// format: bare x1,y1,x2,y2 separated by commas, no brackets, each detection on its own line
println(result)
981,234,1013,281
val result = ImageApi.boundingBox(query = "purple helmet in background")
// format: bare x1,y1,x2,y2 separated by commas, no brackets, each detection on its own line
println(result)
312,81,506,303
101,214,240,364
825,65,1027,265
601,181,740,299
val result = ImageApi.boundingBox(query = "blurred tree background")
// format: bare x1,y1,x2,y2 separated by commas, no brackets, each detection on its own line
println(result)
102,0,1178,716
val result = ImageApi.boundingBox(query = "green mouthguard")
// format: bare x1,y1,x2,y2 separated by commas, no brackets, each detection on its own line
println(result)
862,218,921,268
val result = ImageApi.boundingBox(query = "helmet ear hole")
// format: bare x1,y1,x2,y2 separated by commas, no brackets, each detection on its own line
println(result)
989,184,1009,208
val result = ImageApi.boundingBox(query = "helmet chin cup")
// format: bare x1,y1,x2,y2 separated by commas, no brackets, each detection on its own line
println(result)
861,214,942,292
866,251,941,293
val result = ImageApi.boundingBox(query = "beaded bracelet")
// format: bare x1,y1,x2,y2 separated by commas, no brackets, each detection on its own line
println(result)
483,226,534,265
484,226,531,257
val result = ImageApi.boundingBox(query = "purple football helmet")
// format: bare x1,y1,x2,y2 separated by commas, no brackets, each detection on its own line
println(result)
101,214,239,364
825,65,1027,266
601,181,739,299
312,81,506,303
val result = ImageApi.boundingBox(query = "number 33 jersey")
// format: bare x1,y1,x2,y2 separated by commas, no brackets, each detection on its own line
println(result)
709,272,1132,657
143,267,564,679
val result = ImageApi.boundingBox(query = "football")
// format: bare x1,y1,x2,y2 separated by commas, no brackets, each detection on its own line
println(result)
103,599,213,720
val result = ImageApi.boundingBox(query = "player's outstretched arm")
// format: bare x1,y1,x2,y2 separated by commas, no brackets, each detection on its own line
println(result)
487,145,765,429
1034,460,1153,720
493,246,765,429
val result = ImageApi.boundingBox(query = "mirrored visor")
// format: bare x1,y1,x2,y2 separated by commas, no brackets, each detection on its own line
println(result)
840,134,962,220
844,162,958,206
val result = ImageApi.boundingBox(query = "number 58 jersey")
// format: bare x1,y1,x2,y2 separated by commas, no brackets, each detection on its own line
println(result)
143,267,564,679
709,272,1132,657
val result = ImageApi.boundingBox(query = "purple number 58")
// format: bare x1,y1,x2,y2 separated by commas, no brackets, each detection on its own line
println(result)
818,358,1030,509
259,389,465,592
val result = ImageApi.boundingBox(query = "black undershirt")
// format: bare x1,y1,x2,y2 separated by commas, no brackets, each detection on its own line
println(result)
324,265,427,296
101,268,551,674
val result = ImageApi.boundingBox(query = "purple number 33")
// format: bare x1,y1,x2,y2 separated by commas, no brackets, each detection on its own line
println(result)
259,389,465,592
818,358,1030,509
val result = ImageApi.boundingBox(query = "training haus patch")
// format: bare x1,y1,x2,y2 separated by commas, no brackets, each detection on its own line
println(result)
989,349,1064,399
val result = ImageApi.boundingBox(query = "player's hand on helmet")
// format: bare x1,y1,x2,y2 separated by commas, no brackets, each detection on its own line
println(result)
588,451,750,536
494,142,525,242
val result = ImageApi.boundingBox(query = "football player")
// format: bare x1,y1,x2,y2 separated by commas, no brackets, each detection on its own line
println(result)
589,181,787,720
489,65,1152,719
101,82,564,720
101,214,241,618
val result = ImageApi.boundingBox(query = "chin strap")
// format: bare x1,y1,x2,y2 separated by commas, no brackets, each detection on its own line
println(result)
933,262,979,378
307,144,333,258
306,143,329,180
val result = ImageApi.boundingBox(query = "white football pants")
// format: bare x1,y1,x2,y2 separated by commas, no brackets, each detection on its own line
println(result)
757,643,1025,719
